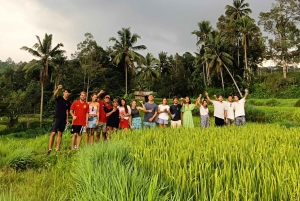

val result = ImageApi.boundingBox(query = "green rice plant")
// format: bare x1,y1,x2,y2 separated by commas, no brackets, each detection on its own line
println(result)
71,142,169,201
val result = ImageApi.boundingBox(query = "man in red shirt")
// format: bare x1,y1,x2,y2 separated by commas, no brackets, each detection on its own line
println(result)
70,92,89,150
96,90,112,141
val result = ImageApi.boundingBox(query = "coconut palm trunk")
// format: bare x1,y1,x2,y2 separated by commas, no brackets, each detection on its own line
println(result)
40,83,44,128
223,63,242,97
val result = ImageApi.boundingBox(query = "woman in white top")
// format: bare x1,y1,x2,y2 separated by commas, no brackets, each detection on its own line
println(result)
196,94,210,128
86,93,100,145
118,98,131,131
157,98,172,128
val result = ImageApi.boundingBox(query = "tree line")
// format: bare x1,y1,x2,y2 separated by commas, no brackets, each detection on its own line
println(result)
0,0,300,127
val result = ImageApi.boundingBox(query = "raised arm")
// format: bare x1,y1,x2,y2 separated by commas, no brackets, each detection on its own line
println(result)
195,94,202,106
244,89,249,100
54,85,63,98
97,89,105,98
205,92,213,104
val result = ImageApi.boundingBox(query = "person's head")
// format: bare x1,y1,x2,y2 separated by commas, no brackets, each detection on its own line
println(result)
120,98,128,113
148,94,154,102
217,95,223,102
131,100,137,108
173,96,178,104
79,92,86,101
162,97,167,105
185,96,191,104
120,98,127,107
227,95,232,102
112,99,119,107
91,93,97,102
202,99,208,107
63,89,71,99
234,95,239,102
104,95,111,103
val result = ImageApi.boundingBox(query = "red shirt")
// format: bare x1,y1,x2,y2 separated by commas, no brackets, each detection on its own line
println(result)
99,100,112,123
70,100,89,126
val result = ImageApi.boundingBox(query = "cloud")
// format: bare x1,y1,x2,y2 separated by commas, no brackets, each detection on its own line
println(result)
0,0,274,62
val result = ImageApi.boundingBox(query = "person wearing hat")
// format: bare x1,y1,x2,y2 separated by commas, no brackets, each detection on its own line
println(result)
96,90,112,141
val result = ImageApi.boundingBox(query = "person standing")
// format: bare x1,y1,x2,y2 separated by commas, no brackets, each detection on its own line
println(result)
169,96,182,128
205,92,228,127
129,100,143,130
233,89,249,126
48,85,71,154
96,90,112,141
85,93,99,145
142,94,158,128
70,92,89,150
106,99,119,138
157,98,172,128
224,95,235,126
196,94,210,128
180,96,196,128
118,98,131,132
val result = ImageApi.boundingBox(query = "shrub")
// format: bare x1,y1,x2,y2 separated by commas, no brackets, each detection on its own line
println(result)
294,99,300,107
5,149,35,171
245,105,266,123
265,98,280,106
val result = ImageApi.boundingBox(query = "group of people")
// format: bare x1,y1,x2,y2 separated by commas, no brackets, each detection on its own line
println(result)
47,85,248,153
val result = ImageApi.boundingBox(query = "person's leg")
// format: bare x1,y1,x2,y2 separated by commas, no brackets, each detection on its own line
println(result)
71,133,77,150
241,116,246,126
90,128,95,144
96,123,103,142
235,116,241,126
77,133,82,149
85,128,90,145
48,132,56,151
55,131,63,151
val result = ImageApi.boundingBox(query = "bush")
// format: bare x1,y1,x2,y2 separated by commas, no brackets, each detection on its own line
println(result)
294,99,300,107
265,98,280,106
5,149,35,171
247,99,264,106
245,105,266,123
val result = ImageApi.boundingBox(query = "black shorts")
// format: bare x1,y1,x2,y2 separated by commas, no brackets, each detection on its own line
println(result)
51,118,66,133
215,117,225,127
71,125,84,134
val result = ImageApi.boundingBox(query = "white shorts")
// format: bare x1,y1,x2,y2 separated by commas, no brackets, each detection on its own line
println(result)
157,118,168,125
171,120,181,128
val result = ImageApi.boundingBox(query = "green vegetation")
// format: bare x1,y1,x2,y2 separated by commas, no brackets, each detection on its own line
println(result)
1,124,300,200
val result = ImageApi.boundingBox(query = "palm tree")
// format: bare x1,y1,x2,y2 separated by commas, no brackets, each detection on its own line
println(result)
158,51,168,75
237,16,260,80
109,28,147,94
137,53,159,91
21,33,64,127
225,0,252,67
51,53,67,90
192,20,213,86
204,31,242,96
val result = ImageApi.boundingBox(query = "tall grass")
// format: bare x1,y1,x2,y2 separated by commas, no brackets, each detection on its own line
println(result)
1,125,300,200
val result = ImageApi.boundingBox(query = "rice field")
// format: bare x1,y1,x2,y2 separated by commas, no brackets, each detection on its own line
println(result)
0,124,300,200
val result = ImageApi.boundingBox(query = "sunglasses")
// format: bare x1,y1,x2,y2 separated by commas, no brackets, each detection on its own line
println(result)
105,97,110,99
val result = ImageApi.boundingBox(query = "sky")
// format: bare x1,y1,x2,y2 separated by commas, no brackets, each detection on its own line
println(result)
0,0,275,63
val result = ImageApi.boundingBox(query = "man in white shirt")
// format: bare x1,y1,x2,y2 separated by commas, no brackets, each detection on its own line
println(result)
224,95,235,126
233,89,249,126
205,92,228,127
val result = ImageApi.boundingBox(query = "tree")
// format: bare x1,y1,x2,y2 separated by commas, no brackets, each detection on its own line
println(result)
237,16,261,80
74,33,104,99
204,31,242,96
192,20,213,86
21,33,65,127
109,27,147,95
259,0,300,78
137,53,159,91
50,54,67,90
225,0,252,67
